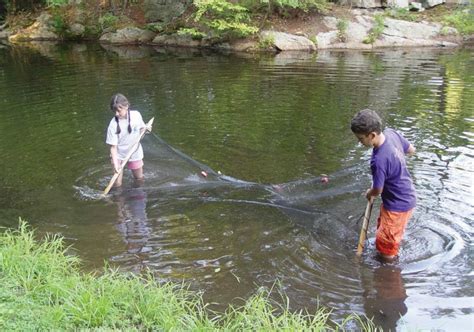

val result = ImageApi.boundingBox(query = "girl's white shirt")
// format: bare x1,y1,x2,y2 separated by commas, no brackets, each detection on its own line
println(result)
106,110,146,161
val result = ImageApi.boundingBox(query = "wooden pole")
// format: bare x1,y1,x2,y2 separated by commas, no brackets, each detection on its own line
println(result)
356,197,374,256
102,117,154,197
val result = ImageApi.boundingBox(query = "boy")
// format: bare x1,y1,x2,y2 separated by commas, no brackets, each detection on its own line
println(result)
351,109,416,261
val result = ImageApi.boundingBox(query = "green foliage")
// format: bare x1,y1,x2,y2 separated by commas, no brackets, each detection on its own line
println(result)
336,18,348,42
3,0,40,13
51,12,66,36
258,34,275,49
443,5,474,35
4,10,35,30
145,22,165,33
270,0,327,12
363,14,385,44
178,27,207,39
98,13,119,32
385,7,417,21
180,0,258,41
0,220,376,330
46,0,68,8
240,0,328,13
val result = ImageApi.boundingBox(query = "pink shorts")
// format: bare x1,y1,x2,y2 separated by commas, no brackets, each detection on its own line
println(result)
113,159,143,170
126,159,143,170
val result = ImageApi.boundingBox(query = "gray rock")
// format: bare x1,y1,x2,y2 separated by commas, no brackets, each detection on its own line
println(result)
68,23,85,37
386,0,409,8
316,31,339,49
338,0,382,8
410,2,425,11
423,0,445,8
322,17,338,30
9,13,59,42
260,30,316,52
151,34,203,48
383,17,441,40
143,0,190,23
374,35,457,47
100,27,156,44
226,39,259,52
346,20,370,43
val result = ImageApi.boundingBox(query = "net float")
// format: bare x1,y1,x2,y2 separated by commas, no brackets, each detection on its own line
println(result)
320,174,329,183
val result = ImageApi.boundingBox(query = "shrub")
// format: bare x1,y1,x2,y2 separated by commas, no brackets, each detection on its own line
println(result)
51,11,66,35
179,0,258,41
98,12,119,32
363,14,385,44
385,7,417,21
46,0,68,8
443,5,474,35
258,34,275,49
336,18,348,42
240,0,328,14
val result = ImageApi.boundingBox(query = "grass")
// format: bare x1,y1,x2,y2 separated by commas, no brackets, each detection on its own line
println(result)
442,5,474,35
363,14,385,44
0,219,378,330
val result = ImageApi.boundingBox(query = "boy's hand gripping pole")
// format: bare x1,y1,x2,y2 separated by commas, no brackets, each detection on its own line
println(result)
356,197,374,256
102,117,154,197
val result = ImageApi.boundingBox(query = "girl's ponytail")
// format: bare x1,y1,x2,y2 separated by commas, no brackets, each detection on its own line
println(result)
115,116,121,135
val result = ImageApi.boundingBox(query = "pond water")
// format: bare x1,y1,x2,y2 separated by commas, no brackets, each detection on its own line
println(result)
0,42,473,330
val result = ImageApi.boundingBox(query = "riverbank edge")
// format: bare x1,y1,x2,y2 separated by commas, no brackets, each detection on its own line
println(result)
0,4,472,53
0,219,375,330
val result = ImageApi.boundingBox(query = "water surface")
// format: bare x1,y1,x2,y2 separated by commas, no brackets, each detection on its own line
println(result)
0,42,473,330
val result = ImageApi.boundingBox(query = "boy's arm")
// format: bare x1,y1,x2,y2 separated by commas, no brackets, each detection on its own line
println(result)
366,187,382,200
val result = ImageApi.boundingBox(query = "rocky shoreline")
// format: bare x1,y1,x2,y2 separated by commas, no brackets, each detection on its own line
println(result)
0,7,471,52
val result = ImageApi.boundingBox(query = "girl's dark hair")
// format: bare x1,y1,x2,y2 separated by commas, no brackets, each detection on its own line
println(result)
350,109,383,135
110,93,132,135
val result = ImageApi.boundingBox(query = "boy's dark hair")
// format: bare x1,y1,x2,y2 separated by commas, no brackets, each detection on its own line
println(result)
351,109,383,135
110,93,132,135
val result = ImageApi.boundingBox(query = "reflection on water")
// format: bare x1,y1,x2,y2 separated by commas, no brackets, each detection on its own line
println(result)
363,265,408,331
0,43,473,330
114,187,151,255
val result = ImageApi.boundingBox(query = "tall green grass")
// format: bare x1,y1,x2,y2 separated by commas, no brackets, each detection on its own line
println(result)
0,219,377,330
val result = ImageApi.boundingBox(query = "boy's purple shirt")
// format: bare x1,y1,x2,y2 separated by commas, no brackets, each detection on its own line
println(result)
371,128,416,212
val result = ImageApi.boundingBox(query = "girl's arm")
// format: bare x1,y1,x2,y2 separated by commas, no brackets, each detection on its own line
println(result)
140,123,153,135
110,145,120,173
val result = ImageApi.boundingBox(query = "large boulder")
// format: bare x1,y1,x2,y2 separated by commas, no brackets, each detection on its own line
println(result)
423,0,446,8
151,34,204,48
143,0,191,23
260,30,316,52
8,13,59,42
316,31,339,49
315,14,460,49
383,17,441,40
100,27,156,44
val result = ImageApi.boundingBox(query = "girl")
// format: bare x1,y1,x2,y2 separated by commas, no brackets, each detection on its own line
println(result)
106,93,149,187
